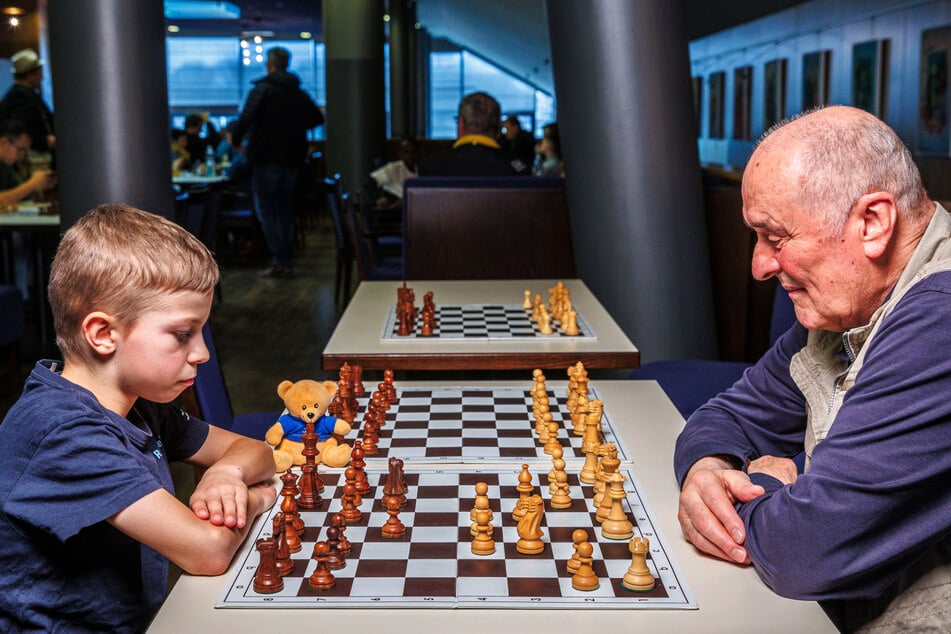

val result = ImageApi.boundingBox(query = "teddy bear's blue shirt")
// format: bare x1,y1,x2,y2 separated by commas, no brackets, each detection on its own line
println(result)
277,412,339,442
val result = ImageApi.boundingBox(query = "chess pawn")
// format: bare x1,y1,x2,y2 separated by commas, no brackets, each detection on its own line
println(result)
622,537,656,592
307,541,336,590
470,481,494,537
325,525,346,570
331,513,352,555
566,529,588,574
536,410,552,444
571,541,599,591
549,469,572,510
381,494,406,539
538,308,553,334
523,289,532,309
253,537,284,594
339,482,362,524
470,508,496,556
563,309,579,336
543,420,562,455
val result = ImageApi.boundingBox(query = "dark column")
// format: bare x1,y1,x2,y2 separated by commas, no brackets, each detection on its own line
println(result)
46,0,174,229
545,0,717,361
324,0,386,192
388,0,416,140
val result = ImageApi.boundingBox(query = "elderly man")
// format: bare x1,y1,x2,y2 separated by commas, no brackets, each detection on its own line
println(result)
418,92,528,176
675,106,951,632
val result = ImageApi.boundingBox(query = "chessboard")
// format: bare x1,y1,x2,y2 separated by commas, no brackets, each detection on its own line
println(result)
355,385,631,464
380,304,596,341
217,465,696,610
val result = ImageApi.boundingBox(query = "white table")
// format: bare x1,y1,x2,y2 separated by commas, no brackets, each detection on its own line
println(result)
148,380,835,633
322,279,640,371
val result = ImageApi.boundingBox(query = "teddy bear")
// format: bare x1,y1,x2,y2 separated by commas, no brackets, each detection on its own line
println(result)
264,379,353,472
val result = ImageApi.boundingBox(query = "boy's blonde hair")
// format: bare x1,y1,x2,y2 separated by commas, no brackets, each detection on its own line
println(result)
48,204,220,361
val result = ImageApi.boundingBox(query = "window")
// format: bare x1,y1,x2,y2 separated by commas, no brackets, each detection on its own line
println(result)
428,48,555,139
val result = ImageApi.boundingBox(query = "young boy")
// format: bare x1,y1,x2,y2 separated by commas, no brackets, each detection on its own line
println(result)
0,204,277,632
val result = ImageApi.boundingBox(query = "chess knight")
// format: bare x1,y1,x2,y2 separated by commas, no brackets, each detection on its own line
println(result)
265,379,353,470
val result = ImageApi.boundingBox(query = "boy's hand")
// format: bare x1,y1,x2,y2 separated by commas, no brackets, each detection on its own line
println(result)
190,466,275,528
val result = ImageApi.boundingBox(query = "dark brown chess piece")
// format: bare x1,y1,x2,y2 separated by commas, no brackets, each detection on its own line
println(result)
351,442,371,496
297,422,322,510
381,494,406,538
279,470,303,552
253,537,284,594
307,541,335,590
325,525,346,570
331,513,351,554
273,512,294,577
339,481,362,524
352,364,365,396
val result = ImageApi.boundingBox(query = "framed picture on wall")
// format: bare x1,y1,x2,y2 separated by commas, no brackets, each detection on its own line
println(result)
852,39,890,117
919,25,951,155
802,50,831,111
733,65,752,140
709,71,725,138
764,58,787,129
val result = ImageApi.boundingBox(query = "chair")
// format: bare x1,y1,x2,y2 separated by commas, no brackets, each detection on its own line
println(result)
191,323,280,439
402,176,575,280
325,175,356,308
628,284,797,418
0,285,24,383
342,192,404,283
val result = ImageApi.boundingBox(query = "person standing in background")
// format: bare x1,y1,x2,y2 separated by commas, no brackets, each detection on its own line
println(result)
232,47,324,279
0,49,55,173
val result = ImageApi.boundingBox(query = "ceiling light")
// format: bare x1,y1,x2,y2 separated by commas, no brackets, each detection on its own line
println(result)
300,31,312,40
167,24,180,33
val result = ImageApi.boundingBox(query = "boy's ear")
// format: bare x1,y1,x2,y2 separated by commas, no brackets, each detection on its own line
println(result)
81,312,118,356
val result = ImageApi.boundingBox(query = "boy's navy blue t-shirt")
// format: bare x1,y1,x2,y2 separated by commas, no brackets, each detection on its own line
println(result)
0,360,208,633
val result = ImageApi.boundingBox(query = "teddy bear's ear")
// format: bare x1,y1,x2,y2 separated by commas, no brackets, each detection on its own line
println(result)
322,380,338,396
277,380,294,399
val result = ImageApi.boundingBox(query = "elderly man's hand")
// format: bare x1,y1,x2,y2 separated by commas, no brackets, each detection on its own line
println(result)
678,456,765,564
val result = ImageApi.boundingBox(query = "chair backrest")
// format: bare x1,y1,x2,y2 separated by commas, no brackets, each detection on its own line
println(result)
402,176,575,280
325,175,347,249
193,323,236,429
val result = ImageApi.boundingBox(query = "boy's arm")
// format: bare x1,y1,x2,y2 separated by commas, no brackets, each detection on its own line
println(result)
108,484,276,576
185,425,276,528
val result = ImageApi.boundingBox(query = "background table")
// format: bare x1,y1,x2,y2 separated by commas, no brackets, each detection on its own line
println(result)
322,279,640,371
148,380,835,633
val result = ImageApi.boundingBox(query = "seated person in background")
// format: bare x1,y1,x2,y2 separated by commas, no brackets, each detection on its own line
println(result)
501,115,536,173
0,118,55,209
675,105,951,632
216,122,250,189
170,127,191,175
417,92,528,177
364,138,419,209
0,204,277,631
184,112,219,166
533,122,563,177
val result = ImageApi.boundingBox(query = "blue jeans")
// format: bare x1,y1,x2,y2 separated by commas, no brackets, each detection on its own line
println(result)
251,163,300,267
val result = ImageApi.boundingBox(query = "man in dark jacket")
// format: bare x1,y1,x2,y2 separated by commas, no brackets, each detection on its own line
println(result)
232,47,323,278
417,92,527,177
0,49,55,170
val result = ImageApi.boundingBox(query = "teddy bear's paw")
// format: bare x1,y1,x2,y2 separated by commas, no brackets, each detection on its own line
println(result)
273,450,294,473
321,444,352,468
